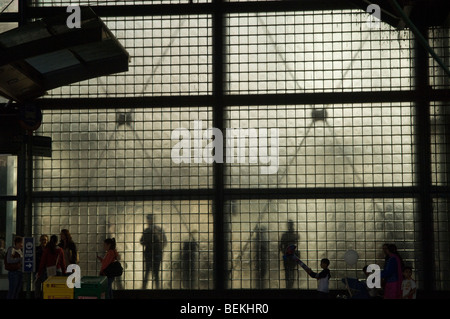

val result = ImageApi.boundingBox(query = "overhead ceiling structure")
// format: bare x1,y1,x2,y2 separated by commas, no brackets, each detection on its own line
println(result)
0,6,130,103
349,0,450,28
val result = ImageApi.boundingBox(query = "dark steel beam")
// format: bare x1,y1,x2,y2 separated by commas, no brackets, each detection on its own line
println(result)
34,95,214,110
33,186,450,202
25,1,362,19
212,0,226,292
0,195,18,201
33,89,450,110
414,21,435,292
222,0,362,14
26,3,214,18
16,138,25,237
32,189,213,202
224,186,420,200
225,89,450,106
0,12,20,22
18,0,28,26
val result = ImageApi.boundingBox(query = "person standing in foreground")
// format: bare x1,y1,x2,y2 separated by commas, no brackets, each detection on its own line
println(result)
304,258,331,299
97,238,120,299
401,266,417,299
381,244,403,299
34,234,48,299
37,235,66,282
59,229,78,266
0,239,6,275
5,236,23,299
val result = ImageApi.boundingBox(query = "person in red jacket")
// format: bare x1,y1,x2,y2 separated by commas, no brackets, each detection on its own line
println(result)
97,238,119,299
37,235,66,283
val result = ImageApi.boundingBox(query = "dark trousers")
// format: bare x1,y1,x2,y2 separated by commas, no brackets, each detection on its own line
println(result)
316,291,331,299
107,276,115,299
143,254,162,289
283,260,296,289
34,272,47,299
7,271,23,299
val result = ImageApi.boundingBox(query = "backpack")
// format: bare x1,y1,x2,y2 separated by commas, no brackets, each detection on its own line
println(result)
4,248,21,271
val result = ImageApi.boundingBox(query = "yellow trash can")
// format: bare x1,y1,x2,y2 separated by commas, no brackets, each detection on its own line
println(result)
43,276,74,299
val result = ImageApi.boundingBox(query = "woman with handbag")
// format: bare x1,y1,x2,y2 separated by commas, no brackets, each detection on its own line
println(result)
97,238,121,299
37,235,66,288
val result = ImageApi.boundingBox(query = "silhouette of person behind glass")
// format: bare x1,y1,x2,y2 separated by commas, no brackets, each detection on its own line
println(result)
279,220,299,289
107,219,125,291
140,214,167,289
254,225,268,289
181,231,198,289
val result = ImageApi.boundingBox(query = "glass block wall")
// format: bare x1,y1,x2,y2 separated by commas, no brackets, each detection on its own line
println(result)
224,103,415,188
227,198,418,289
430,24,450,291
22,1,450,291
33,200,213,289
226,11,412,94
44,15,212,97
33,108,213,191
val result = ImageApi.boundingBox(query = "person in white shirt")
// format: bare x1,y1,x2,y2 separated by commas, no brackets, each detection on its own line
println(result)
304,258,331,298
401,266,417,299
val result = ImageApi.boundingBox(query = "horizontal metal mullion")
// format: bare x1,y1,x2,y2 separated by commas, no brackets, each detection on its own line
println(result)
0,195,18,201
34,89,450,110
226,89,450,106
224,186,420,200
31,186,450,202
32,189,214,202
25,1,361,19
34,95,214,110
0,12,20,22
26,4,213,18
223,0,360,14
430,186,450,198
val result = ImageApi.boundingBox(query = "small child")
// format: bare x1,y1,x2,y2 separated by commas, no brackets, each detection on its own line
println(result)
305,258,331,298
401,266,417,299
283,246,331,298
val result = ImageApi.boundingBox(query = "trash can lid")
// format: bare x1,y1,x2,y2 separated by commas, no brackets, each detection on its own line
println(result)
80,276,107,284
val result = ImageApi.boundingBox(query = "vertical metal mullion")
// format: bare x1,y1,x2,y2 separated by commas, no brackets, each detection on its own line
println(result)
443,26,450,289
17,0,33,299
440,26,450,190
414,21,435,293
212,0,226,292
18,0,28,26
15,0,30,239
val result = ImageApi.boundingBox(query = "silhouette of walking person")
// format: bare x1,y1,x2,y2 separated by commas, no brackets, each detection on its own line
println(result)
181,232,198,290
279,220,299,289
107,219,125,291
140,214,167,289
254,225,268,289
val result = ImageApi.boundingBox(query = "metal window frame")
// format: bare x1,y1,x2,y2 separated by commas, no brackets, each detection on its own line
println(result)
3,0,449,294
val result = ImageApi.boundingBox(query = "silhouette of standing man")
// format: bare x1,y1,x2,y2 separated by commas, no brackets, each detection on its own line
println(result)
254,225,268,289
181,233,197,290
279,220,299,289
140,214,167,289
